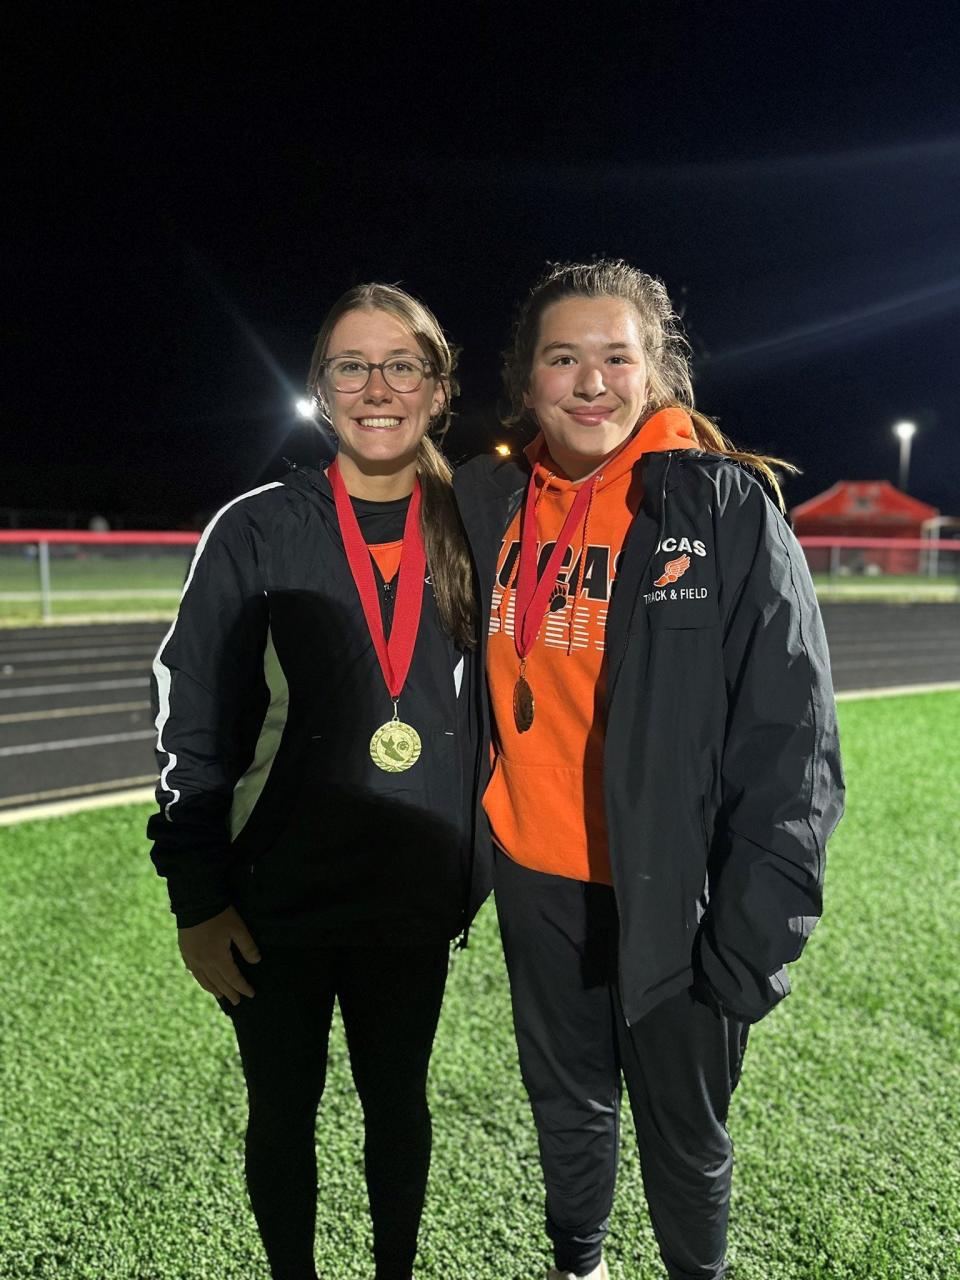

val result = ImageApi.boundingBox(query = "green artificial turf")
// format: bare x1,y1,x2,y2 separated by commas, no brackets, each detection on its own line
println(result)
1,692,958,1279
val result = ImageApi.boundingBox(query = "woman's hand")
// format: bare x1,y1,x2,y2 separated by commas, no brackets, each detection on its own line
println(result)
177,906,261,1005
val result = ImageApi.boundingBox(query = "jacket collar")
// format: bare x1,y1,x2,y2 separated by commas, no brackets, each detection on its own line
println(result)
471,445,695,497
452,454,527,533
290,463,333,500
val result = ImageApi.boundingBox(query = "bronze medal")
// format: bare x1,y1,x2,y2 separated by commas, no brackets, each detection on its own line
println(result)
513,674,534,733
511,468,596,737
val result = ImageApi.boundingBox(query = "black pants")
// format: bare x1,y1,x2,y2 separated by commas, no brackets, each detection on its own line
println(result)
494,851,748,1280
221,942,449,1280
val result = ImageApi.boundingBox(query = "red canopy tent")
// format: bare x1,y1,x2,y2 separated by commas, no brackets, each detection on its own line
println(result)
791,481,939,574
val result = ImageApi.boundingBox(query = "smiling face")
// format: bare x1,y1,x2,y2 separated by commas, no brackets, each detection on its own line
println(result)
322,307,445,479
523,296,649,480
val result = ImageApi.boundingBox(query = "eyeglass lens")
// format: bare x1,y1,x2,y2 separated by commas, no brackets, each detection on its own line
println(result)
327,358,426,392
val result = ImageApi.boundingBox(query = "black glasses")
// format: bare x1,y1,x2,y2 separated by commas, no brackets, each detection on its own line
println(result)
321,355,433,394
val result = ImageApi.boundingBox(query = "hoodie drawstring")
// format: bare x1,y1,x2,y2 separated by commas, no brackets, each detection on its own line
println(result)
498,471,556,630
499,469,602,657
566,474,601,655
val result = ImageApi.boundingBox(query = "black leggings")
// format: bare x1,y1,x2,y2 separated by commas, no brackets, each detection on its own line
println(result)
221,942,449,1280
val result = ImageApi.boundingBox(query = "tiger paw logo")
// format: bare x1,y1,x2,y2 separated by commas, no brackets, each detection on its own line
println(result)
653,553,691,588
548,582,568,613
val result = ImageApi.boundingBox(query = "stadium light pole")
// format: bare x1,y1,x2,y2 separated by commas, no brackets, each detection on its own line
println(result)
893,420,916,493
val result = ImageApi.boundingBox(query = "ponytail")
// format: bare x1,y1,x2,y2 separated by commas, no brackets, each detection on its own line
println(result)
417,435,476,650
687,409,798,513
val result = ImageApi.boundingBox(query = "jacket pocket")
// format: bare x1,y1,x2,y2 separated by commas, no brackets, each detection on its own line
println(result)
648,606,719,630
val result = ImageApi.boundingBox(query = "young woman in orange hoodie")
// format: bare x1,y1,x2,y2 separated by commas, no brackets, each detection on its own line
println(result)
453,260,844,1280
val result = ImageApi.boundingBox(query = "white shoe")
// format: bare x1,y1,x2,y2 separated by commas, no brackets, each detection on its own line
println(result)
547,1259,609,1280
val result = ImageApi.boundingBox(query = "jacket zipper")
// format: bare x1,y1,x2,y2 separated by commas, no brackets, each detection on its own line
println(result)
383,566,472,949
607,453,674,706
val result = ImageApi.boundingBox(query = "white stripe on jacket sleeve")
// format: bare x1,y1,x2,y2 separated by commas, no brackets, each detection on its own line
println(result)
152,482,282,820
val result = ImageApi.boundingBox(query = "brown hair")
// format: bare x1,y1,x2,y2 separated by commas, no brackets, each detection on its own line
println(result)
306,283,475,649
503,259,798,511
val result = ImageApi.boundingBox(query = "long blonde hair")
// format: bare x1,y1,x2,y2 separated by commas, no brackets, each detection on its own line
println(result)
306,283,475,649
503,259,798,511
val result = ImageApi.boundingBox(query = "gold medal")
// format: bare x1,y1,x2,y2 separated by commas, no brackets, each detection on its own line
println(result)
330,463,427,777
370,714,422,773
513,662,534,734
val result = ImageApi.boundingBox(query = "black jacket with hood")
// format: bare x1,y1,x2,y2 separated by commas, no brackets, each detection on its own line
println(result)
453,447,844,1025
147,465,491,948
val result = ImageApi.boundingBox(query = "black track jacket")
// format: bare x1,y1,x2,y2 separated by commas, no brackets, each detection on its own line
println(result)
147,466,491,948
454,448,844,1025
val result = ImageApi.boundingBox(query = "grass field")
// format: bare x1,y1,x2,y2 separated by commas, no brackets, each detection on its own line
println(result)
1,692,958,1279
810,574,959,603
0,555,190,624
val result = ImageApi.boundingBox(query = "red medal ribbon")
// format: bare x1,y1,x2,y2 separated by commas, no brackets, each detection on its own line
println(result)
514,469,597,659
329,460,426,702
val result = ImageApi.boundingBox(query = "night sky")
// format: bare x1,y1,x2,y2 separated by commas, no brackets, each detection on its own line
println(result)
6,3,959,528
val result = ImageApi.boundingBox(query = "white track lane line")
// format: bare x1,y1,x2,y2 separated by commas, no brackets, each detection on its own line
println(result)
0,646,158,663
0,629,165,643
0,678,148,699
831,657,960,670
0,774,156,807
0,701,149,725
828,638,960,654
0,729,156,757
0,783,156,823
0,612,175,626
835,682,960,700
1,660,147,678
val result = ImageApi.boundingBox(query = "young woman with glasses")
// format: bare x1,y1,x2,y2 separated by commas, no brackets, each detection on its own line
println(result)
453,260,844,1280
148,284,488,1280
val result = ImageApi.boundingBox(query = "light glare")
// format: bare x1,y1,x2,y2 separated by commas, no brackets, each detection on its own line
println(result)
893,420,916,440
295,398,316,420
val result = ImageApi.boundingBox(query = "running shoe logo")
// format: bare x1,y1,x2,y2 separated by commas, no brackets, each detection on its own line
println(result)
653,553,691,587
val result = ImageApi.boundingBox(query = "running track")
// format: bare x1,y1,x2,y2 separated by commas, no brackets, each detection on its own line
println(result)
1,605,958,813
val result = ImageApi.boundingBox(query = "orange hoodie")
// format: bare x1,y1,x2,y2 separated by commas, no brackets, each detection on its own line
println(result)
483,407,698,883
